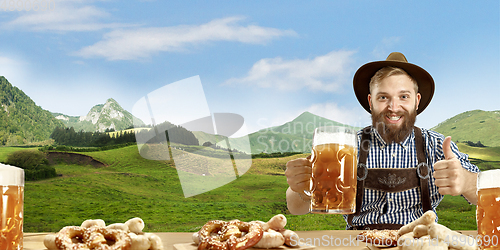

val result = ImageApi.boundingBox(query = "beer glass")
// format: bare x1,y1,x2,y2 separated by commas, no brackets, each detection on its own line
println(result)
306,126,358,214
477,169,500,249
0,163,25,250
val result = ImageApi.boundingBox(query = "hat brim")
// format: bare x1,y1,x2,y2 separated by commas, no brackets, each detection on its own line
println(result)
353,60,434,115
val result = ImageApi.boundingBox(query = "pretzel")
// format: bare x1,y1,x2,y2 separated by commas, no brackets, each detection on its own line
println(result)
48,217,162,250
85,226,131,250
55,226,91,250
197,220,264,250
358,229,399,247
225,220,264,250
196,215,299,250
198,220,228,250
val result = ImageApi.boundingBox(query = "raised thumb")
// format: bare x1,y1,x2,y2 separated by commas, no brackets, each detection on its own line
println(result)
443,136,456,160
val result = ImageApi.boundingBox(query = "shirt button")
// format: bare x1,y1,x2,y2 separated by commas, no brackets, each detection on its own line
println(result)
388,198,393,202
392,153,396,157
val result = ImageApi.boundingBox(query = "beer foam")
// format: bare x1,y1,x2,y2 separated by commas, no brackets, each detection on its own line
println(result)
0,164,25,186
313,132,357,147
478,169,500,189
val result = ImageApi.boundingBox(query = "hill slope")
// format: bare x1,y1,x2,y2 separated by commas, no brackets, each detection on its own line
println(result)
54,98,145,132
432,110,500,147
0,76,64,145
194,111,360,154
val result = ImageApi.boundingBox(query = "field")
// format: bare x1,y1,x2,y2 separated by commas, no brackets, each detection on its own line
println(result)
1,143,497,233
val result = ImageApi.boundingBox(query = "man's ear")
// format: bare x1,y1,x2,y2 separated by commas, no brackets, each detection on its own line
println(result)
368,94,372,111
416,93,421,110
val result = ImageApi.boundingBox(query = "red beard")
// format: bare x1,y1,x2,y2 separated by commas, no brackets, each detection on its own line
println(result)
371,107,417,144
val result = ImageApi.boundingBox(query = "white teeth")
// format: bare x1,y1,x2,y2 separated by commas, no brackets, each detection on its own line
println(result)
389,116,401,121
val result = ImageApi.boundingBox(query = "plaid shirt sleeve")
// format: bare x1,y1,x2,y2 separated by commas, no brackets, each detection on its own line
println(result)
427,129,480,173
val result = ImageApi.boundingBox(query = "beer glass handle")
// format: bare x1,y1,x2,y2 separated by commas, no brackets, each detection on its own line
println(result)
303,189,312,197
303,154,313,197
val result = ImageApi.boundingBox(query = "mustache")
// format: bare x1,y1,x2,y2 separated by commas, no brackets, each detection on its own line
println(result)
381,109,408,117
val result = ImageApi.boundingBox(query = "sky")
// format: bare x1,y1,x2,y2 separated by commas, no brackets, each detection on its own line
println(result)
0,0,499,137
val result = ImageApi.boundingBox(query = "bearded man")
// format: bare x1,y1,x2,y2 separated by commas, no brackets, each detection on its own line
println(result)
285,52,479,230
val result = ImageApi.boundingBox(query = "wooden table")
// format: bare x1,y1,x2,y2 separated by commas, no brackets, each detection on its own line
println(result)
23,230,478,250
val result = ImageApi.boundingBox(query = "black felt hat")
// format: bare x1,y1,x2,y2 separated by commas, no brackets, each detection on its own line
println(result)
353,52,435,114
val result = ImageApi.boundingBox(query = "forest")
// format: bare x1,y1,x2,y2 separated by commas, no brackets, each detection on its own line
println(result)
0,76,64,145
49,121,199,147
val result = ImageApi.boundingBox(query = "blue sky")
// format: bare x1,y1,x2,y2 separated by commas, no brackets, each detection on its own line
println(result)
1,0,499,136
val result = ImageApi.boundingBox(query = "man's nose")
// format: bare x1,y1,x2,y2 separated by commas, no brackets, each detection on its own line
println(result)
388,99,401,111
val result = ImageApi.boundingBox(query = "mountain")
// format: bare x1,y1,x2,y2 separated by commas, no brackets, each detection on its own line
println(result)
257,111,352,138
0,76,65,145
194,111,361,154
431,109,500,147
54,98,145,132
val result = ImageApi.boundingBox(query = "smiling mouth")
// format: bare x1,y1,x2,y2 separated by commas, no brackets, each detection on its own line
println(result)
386,115,402,122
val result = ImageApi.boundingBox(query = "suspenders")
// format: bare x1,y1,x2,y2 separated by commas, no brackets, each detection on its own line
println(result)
347,126,432,230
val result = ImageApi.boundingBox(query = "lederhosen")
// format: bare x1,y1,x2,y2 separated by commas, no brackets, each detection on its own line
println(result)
347,126,432,230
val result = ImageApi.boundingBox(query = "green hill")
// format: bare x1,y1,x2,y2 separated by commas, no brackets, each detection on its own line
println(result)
261,111,350,139
431,110,500,147
457,143,500,162
0,76,64,145
193,111,360,154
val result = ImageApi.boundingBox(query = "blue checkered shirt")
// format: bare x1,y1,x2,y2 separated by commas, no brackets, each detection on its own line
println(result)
344,127,479,228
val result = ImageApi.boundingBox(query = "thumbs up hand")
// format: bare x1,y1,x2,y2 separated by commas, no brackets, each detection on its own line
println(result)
442,136,457,160
433,136,478,204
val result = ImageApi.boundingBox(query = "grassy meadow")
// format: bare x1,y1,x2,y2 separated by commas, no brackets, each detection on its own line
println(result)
1,142,498,233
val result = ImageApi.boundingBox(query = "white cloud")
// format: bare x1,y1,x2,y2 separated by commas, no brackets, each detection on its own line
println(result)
3,2,133,31
0,55,29,89
74,16,297,61
372,37,401,59
224,50,356,92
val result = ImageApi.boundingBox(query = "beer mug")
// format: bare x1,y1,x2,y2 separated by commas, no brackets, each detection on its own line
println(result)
306,126,358,214
477,169,500,249
0,164,25,250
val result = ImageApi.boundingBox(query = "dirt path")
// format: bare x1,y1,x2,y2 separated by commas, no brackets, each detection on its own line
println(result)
46,152,107,168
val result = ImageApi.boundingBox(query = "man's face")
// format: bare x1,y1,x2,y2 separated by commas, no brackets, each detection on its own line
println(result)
368,74,421,143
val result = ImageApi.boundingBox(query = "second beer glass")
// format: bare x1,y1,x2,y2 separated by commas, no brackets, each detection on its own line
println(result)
477,169,500,249
308,126,358,214
0,163,25,250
